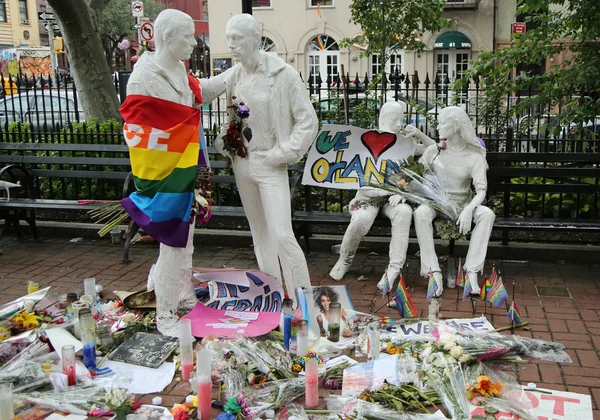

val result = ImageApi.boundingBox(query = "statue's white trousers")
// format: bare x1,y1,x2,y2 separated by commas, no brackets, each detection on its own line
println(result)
334,201,412,279
414,204,495,277
151,223,198,336
232,156,311,304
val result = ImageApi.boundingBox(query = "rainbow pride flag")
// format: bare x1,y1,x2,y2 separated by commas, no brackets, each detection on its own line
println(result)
426,271,439,301
488,265,498,285
120,95,201,248
456,258,464,287
480,278,492,301
507,301,523,325
488,276,508,308
394,276,418,318
462,272,472,300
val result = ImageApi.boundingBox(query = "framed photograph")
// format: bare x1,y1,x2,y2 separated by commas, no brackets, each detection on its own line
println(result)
303,285,355,340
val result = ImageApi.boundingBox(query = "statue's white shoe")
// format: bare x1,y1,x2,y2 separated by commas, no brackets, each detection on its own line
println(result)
377,267,400,292
157,313,179,337
468,271,481,295
329,259,349,281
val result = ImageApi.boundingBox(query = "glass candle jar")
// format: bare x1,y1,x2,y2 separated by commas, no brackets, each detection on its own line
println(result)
328,302,341,342
61,345,76,386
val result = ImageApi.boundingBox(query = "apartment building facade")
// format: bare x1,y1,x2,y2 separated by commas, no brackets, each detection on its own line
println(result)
208,0,518,85
0,0,41,48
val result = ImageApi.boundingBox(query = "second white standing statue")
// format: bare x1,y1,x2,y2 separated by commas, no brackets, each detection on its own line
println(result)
216,14,319,303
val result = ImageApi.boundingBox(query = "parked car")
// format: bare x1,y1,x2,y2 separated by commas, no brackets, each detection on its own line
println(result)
0,90,86,130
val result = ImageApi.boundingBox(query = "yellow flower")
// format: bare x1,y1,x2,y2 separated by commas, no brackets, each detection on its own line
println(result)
13,311,40,330
192,395,198,408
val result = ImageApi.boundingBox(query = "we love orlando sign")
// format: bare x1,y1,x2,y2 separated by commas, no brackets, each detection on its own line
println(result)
302,124,416,190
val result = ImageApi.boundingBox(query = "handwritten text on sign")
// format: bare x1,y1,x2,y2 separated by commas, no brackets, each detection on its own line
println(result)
470,388,593,419
302,124,416,190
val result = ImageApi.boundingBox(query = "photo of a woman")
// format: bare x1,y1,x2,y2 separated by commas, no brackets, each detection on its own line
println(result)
313,286,353,339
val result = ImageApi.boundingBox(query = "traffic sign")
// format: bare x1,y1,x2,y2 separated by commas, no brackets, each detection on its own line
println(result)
141,22,154,41
512,22,526,34
132,1,144,17
44,23,60,32
38,11,55,20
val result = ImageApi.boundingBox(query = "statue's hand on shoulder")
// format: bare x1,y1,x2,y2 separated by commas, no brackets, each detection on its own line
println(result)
388,194,405,206
457,204,474,235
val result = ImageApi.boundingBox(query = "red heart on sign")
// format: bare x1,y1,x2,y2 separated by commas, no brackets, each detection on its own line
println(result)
361,131,397,162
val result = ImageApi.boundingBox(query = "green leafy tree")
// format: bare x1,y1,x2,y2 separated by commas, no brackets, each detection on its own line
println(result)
339,0,451,127
457,0,600,131
343,0,451,88
101,0,164,68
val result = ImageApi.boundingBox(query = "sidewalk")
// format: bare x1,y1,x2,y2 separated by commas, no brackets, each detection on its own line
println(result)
1,233,600,416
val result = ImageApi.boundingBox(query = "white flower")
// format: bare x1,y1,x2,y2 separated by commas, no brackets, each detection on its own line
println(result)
449,345,464,359
458,354,472,363
443,341,457,351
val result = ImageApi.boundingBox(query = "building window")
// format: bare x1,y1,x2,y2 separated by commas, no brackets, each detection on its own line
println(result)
19,0,29,23
370,51,403,77
0,1,6,22
260,37,276,52
252,0,271,7
311,0,333,6
307,35,339,86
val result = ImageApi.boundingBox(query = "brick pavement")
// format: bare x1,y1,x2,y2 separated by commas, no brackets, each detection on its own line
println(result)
1,234,600,417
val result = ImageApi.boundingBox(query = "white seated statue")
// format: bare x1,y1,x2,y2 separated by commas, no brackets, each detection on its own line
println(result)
329,101,435,290
414,106,494,298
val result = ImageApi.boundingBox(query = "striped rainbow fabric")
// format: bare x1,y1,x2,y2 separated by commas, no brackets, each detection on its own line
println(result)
120,94,201,248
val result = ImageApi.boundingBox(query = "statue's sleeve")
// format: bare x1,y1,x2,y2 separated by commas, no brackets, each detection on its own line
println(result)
278,68,318,164
470,154,488,194
199,71,229,104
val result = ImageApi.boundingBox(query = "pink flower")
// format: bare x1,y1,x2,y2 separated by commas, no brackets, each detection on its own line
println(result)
438,140,448,150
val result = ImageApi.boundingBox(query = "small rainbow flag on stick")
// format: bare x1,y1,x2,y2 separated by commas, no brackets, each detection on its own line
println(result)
481,278,492,302
426,270,439,301
456,258,464,287
488,276,508,308
507,301,523,325
488,265,498,286
394,276,418,318
462,272,473,300
380,270,393,297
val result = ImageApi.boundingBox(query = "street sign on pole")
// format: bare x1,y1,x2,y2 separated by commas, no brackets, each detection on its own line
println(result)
38,12,55,20
512,22,526,34
44,23,60,32
132,1,144,17
141,22,154,42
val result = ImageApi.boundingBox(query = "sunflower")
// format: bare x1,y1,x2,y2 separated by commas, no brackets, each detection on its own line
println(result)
386,343,404,355
12,311,41,330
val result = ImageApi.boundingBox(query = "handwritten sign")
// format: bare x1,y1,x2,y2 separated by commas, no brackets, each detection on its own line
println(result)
385,317,495,341
195,270,283,312
470,388,593,419
302,124,416,190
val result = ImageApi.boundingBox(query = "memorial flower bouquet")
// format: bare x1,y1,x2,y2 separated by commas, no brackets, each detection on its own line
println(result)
364,157,462,222
223,96,251,159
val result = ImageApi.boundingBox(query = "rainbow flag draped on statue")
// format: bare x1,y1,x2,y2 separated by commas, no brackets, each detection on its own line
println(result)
120,94,201,248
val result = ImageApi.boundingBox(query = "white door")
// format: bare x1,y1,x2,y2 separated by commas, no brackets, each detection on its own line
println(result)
307,35,339,86
436,50,470,104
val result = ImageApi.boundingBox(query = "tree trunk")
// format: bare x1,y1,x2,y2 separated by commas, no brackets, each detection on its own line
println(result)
48,0,120,122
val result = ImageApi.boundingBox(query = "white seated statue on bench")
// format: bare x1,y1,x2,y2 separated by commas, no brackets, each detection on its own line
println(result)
415,106,494,298
330,101,435,290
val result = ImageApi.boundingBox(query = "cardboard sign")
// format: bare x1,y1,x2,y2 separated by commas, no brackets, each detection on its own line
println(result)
302,124,416,190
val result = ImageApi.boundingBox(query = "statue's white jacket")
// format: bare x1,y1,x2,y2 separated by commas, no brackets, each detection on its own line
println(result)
224,51,318,165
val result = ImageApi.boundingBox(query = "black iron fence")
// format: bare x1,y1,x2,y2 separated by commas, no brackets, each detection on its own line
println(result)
0,71,598,223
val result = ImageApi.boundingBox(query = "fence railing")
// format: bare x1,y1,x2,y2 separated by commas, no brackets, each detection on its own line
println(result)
0,71,598,223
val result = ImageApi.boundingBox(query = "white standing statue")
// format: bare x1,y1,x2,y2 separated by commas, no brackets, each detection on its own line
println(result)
122,9,229,336
215,14,318,304
329,101,435,290
414,106,494,297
